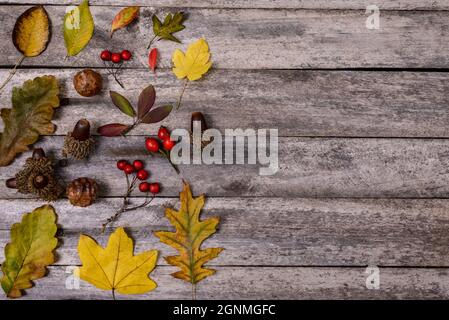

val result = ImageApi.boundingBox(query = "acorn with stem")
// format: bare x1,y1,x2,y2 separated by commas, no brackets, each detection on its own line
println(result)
62,119,95,161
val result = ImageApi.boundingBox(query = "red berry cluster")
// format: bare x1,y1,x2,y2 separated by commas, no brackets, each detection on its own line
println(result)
100,50,132,88
145,127,176,153
116,159,160,194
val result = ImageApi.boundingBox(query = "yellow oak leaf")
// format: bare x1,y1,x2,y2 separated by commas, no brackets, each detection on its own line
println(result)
172,38,212,81
78,227,158,297
154,182,223,288
1,205,58,298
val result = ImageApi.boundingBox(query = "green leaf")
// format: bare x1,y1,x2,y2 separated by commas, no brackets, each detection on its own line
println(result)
140,105,172,124
0,75,59,167
63,0,94,56
110,91,135,117
152,12,185,43
1,205,58,298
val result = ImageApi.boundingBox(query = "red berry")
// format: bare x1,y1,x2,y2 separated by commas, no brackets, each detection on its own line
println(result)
133,160,144,171
100,50,111,61
145,138,160,153
149,183,160,194
124,164,134,175
158,126,170,141
163,139,176,151
121,50,132,61
139,182,150,193
111,53,121,63
137,169,149,180
117,160,128,170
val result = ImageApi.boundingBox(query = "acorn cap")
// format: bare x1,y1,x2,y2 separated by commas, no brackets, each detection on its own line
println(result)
71,119,91,141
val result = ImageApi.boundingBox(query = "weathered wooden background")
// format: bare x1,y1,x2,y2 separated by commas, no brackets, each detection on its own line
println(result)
1,0,449,299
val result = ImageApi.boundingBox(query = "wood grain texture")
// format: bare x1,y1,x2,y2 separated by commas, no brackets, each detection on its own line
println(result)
2,136,449,199
1,198,449,266
1,266,449,300
1,0,448,10
1,69,449,137
1,7,449,69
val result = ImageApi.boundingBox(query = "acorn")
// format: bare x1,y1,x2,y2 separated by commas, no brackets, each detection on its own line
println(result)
6,148,63,201
62,119,95,160
190,112,211,148
67,177,98,207
73,69,103,97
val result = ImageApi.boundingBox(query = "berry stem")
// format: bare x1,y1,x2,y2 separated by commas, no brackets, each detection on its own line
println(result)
158,149,180,174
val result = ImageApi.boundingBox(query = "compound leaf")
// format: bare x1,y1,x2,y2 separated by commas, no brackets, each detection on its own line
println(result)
1,205,58,298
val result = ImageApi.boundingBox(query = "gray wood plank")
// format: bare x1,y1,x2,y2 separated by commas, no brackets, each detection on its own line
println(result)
1,266,449,299
1,7,449,69
2,136,449,198
2,69,449,138
1,198,449,266
1,0,448,10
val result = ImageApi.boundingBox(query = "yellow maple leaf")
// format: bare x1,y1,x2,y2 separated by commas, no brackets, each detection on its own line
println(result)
154,182,223,297
172,38,212,81
78,227,158,298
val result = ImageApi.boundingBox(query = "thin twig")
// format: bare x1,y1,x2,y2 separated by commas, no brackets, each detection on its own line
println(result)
147,35,158,49
0,56,25,93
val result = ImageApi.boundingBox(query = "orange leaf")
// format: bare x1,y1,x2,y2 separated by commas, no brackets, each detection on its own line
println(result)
110,6,139,37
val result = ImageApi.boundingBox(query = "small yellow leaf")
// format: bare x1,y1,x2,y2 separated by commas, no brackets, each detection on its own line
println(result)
172,38,212,81
12,6,50,57
154,182,223,284
78,227,158,295
1,205,58,298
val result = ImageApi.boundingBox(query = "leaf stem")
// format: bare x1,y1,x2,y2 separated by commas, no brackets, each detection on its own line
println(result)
176,80,188,110
147,35,158,49
112,289,116,300
192,283,197,300
0,55,25,93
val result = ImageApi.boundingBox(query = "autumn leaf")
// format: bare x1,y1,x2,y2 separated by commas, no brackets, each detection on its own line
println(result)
110,6,139,37
0,75,59,166
148,12,185,49
172,38,212,109
173,38,212,81
97,123,130,137
0,6,51,92
137,84,156,119
110,91,135,117
1,205,58,298
148,48,158,73
13,6,50,57
154,182,223,296
63,0,94,56
140,105,172,124
78,227,158,298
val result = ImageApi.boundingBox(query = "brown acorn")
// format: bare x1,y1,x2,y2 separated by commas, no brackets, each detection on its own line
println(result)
73,69,103,97
63,119,95,160
5,148,63,201
190,112,212,148
67,177,98,207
